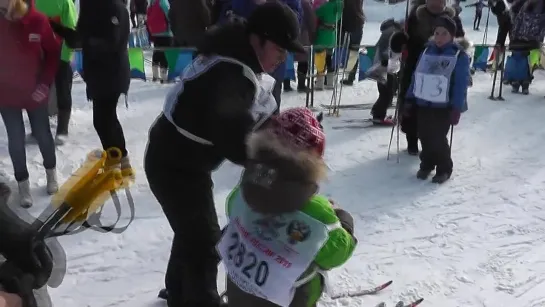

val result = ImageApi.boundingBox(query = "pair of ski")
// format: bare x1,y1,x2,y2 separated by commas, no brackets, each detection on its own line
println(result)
330,280,424,307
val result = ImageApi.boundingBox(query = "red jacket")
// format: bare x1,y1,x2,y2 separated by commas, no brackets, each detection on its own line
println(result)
0,6,60,109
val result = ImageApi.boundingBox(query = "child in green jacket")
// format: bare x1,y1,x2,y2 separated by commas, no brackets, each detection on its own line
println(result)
218,107,357,307
313,0,343,90
35,0,77,144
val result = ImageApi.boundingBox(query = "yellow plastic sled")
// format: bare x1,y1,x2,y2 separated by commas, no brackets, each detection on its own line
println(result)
36,148,135,239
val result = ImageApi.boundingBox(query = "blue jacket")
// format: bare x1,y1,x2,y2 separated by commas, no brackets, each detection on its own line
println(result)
231,0,302,24
406,41,470,112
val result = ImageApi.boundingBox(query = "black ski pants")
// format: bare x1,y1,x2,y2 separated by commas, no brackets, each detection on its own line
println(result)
55,60,73,135
144,151,222,307
417,107,453,175
92,94,127,157
371,73,396,119
474,11,482,29
152,36,172,68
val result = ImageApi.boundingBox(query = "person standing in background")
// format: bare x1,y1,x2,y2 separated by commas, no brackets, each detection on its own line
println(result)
0,0,60,208
130,0,148,28
147,0,173,83
34,0,77,146
49,0,134,178
340,0,366,86
284,0,316,92
465,0,488,30
168,0,213,47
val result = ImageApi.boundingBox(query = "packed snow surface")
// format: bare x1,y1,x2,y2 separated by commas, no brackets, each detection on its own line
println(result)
2,2,544,306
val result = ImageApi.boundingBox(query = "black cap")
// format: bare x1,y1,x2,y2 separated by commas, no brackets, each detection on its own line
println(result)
434,16,457,37
246,1,305,53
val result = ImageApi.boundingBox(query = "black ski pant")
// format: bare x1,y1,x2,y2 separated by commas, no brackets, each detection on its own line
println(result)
474,11,482,29
144,151,222,307
152,36,172,69
417,107,452,175
371,73,395,119
495,15,511,47
92,94,127,157
55,60,73,135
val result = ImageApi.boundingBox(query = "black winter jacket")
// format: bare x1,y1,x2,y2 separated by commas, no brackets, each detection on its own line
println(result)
50,0,131,100
145,21,271,173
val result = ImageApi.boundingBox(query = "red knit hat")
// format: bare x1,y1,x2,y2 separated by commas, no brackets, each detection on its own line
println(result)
269,107,325,156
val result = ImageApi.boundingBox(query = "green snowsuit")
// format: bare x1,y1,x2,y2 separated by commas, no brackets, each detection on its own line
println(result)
222,128,356,307
35,0,78,62
225,187,356,306
314,0,343,49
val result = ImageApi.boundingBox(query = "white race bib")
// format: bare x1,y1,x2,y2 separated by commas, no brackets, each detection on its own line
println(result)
251,74,278,130
413,72,449,103
217,190,330,307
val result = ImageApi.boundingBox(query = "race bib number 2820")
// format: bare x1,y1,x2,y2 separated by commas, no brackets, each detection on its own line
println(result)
226,232,270,287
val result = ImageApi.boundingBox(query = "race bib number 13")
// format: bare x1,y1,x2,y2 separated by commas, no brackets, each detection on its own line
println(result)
413,72,448,103
226,231,270,287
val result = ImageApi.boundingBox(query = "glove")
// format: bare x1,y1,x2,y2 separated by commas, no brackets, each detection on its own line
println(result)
0,262,39,307
31,84,49,103
450,109,461,125
0,210,54,289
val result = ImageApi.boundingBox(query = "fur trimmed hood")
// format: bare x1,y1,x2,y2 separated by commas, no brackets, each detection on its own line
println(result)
240,129,327,215
427,36,472,51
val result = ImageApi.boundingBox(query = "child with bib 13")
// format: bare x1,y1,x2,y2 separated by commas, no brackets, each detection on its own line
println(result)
216,107,357,307
405,16,470,184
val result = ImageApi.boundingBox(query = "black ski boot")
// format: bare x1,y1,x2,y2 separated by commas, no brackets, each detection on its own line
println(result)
431,172,451,184
416,169,433,180
158,288,167,300
511,81,520,93
296,74,309,93
521,82,530,95
342,70,356,86
283,79,293,92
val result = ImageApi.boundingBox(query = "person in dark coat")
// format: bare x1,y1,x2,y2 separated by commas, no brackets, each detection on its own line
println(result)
0,184,55,307
49,0,133,177
168,0,213,46
130,0,149,28
145,2,304,306
488,0,511,47
339,0,365,85
284,0,316,92
390,0,465,155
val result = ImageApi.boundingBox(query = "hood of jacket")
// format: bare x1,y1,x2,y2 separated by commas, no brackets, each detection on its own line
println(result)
239,129,327,215
424,39,469,55
380,18,403,32
197,21,263,73
426,36,471,52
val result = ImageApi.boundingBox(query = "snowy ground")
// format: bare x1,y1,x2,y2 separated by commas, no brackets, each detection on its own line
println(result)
3,2,545,307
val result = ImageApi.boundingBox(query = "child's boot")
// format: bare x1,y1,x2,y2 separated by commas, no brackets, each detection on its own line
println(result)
521,81,530,95
416,168,433,180
18,179,32,208
325,73,336,90
160,67,168,84
511,81,520,93
283,79,293,92
45,168,58,195
432,172,451,184
152,65,159,82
